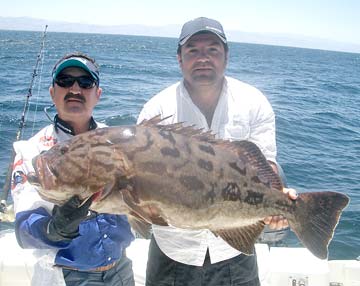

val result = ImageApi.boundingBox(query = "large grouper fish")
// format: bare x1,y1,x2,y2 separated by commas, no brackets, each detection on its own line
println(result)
28,117,349,259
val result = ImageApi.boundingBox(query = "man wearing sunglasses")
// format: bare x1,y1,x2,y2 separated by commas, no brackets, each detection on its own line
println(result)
11,52,135,286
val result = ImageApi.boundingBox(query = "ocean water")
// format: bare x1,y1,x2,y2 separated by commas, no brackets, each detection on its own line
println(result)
0,30,359,260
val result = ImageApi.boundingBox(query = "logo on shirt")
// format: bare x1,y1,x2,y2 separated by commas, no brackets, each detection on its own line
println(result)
12,170,27,188
39,135,57,147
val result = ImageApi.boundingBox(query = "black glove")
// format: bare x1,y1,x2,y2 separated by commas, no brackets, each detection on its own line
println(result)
46,196,93,242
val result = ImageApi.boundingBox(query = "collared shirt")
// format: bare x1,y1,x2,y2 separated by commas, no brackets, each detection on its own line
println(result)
137,76,276,266
11,118,134,271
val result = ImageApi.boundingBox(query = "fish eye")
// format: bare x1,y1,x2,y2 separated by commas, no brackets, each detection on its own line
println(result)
60,146,69,155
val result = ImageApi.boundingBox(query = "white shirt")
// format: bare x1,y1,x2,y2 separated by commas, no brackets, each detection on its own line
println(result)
12,121,107,286
137,76,277,266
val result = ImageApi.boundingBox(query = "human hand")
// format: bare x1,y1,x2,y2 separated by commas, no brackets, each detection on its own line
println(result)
263,188,297,230
46,195,92,241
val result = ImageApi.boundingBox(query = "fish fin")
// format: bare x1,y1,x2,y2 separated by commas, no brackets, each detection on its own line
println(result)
139,115,173,126
230,140,283,191
122,188,169,227
141,116,219,142
128,212,153,239
161,124,209,138
159,123,218,141
145,206,169,226
192,130,217,142
214,221,265,255
289,191,350,259
121,188,152,221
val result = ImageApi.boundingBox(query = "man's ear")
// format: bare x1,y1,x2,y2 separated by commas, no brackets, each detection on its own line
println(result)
49,85,55,101
177,53,182,65
225,51,229,65
96,87,102,101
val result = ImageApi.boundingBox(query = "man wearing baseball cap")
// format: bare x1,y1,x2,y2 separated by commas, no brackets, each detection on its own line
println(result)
177,16,227,49
12,52,135,285
138,17,297,286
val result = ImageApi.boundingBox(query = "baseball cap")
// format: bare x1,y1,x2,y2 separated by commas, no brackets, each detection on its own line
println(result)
52,56,99,82
178,17,227,46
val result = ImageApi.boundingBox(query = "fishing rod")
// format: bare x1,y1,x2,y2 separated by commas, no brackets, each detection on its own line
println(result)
0,25,48,216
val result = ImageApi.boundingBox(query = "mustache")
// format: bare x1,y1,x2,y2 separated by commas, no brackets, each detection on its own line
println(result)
64,93,86,102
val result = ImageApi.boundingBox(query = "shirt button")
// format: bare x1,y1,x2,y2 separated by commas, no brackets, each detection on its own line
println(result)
103,234,108,239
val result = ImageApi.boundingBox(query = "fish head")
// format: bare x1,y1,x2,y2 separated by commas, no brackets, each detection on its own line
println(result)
28,130,135,206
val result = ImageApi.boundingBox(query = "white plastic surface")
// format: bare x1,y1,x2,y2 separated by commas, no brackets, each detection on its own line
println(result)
1,230,359,286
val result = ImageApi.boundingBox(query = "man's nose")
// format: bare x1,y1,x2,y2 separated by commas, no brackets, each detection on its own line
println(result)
197,49,210,61
69,80,81,93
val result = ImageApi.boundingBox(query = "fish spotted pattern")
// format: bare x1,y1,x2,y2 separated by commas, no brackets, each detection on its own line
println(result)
28,117,350,259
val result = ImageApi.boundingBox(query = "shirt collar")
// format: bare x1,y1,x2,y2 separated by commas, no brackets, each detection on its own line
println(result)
54,114,98,135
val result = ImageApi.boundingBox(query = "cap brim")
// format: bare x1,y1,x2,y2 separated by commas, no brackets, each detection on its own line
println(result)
53,59,99,81
179,30,227,46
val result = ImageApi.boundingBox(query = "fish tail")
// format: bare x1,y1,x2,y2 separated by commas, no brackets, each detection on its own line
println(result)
289,191,349,259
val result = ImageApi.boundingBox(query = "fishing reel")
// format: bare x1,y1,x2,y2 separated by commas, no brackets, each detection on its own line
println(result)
0,200,15,222
0,200,6,213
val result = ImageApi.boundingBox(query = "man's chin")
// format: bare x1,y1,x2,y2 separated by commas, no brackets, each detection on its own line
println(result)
60,108,89,120
191,69,216,79
192,75,217,84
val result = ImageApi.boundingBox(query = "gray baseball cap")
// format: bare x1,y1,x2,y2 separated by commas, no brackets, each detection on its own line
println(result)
178,17,227,46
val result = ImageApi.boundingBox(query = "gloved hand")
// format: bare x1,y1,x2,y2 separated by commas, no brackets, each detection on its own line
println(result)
46,196,93,241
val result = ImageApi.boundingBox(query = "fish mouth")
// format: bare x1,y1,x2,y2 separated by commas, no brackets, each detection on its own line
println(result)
28,156,45,186
28,155,68,204
91,183,114,202
91,190,103,202
75,190,106,209
32,155,58,190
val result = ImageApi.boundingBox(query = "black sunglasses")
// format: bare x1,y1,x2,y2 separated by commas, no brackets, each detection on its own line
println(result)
54,75,98,89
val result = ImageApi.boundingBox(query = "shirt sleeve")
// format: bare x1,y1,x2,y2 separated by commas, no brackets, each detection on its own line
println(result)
11,141,70,249
248,94,277,163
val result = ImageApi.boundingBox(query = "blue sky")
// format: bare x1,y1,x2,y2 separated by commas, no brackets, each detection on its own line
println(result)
1,0,360,45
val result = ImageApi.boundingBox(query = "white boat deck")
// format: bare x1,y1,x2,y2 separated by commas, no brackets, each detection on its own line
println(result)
0,230,359,286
